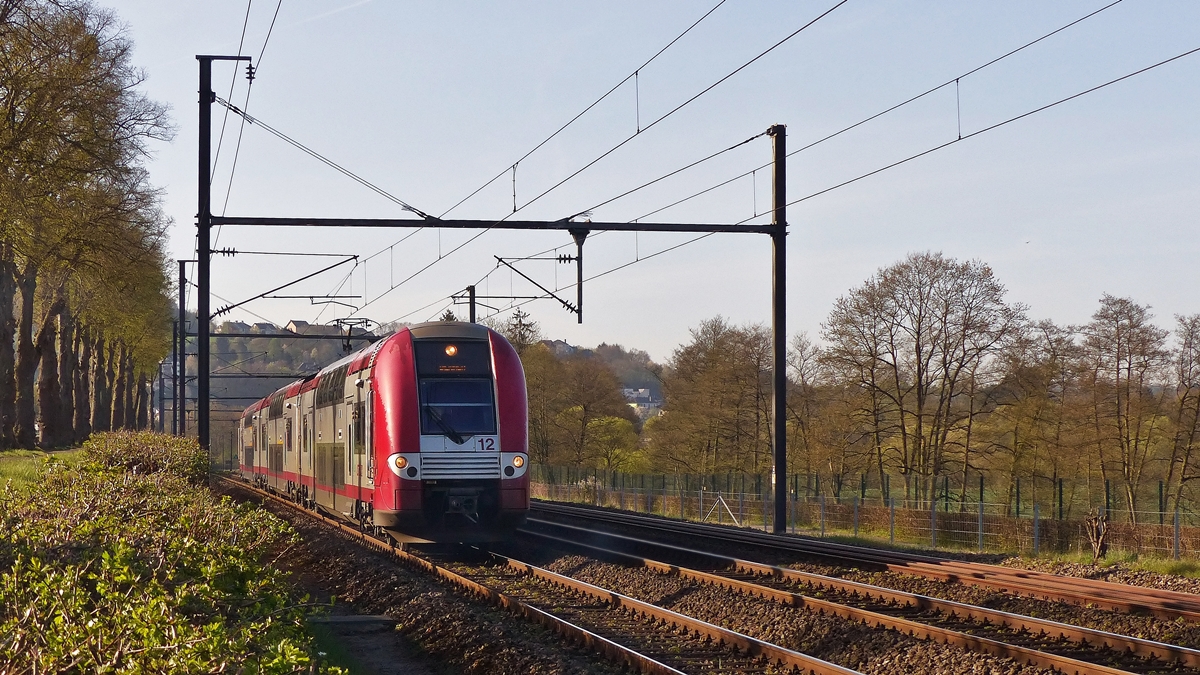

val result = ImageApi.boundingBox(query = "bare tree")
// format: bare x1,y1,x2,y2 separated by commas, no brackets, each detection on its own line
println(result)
823,252,1024,504
1082,295,1169,522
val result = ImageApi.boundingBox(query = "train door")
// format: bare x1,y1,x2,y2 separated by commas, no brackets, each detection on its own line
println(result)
258,417,267,479
334,401,347,513
242,419,253,478
284,417,293,494
315,404,334,510
301,411,311,502
350,394,368,511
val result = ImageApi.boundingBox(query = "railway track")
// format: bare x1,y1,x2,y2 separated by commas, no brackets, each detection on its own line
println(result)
517,520,1200,675
213,476,859,675
530,501,1200,623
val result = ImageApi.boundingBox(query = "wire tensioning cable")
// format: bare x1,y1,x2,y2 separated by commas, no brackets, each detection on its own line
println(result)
213,96,434,220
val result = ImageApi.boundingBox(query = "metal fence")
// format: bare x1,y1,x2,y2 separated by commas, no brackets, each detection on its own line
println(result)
530,466,1196,559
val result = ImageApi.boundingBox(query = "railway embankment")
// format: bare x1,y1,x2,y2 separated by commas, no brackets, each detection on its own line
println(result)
0,432,342,673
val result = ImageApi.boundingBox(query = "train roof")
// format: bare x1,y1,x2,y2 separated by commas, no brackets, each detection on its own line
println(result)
239,322,500,418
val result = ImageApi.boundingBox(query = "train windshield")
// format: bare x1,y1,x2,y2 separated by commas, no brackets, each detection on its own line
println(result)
413,339,496,439
418,379,496,437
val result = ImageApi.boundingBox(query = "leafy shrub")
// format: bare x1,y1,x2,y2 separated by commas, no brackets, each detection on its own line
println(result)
82,431,209,483
0,435,343,673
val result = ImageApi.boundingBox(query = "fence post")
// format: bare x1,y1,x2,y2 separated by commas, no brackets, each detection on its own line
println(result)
790,487,796,534
861,473,867,502
699,486,704,521
1175,509,1181,560
884,473,890,505
763,482,769,530
974,494,984,552
820,494,826,538
890,497,896,545
679,476,684,520
853,495,860,538
930,491,937,549
620,472,625,511
1033,503,1040,556
1160,481,1165,526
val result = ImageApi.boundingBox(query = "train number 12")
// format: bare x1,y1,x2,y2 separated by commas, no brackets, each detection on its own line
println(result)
475,437,496,451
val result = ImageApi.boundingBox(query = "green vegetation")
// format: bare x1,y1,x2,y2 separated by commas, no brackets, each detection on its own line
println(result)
0,448,81,487
0,432,342,673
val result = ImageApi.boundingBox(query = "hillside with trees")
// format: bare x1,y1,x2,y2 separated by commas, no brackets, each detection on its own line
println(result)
0,0,173,449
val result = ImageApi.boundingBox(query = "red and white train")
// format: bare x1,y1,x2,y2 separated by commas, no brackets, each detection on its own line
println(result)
238,321,529,541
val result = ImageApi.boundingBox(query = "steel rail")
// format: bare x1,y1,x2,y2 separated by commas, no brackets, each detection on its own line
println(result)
531,501,1200,622
524,522,1200,673
489,551,861,675
212,477,687,675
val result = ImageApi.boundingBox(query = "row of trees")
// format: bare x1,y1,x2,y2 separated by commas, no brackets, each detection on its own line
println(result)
642,252,1200,523
488,309,647,470
0,0,174,449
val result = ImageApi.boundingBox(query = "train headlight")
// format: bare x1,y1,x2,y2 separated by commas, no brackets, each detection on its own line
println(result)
444,344,458,356
512,455,524,468
395,456,408,470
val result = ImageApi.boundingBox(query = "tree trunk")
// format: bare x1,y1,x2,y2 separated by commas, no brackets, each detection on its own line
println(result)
36,305,59,448
74,325,91,442
135,371,148,430
123,352,135,429
57,303,74,445
111,342,127,431
92,336,112,432
0,243,16,449
14,263,37,447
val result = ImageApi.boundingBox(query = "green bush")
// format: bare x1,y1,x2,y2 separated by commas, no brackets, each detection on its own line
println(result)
0,433,342,673
81,431,209,483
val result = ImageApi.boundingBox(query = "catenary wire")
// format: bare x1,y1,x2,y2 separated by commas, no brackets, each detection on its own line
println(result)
749,43,1200,218
514,0,849,220
592,0,1130,222
473,43,1200,321
350,1,849,316
211,0,253,185
436,0,730,220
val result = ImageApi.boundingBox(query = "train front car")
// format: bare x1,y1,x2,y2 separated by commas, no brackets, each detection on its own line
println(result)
371,322,529,541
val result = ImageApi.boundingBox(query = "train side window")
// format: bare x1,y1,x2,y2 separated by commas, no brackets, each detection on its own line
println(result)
285,419,293,452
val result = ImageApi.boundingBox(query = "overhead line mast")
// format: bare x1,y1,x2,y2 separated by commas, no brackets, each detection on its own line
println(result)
197,54,251,452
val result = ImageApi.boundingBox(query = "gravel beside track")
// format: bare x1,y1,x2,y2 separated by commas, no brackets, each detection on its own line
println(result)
215,481,626,675
506,544,1051,675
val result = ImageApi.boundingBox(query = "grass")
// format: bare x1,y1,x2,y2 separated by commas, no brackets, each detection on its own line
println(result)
0,448,81,487
1028,548,1200,578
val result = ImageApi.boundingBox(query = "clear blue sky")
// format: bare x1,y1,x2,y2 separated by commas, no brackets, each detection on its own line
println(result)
108,0,1198,361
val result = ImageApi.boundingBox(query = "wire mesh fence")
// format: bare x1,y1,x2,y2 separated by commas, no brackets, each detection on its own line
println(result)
530,466,1198,560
